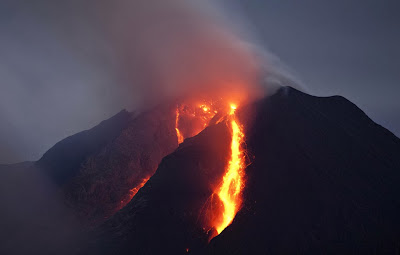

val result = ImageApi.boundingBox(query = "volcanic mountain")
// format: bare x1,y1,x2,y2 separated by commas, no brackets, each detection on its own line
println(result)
1,86,400,255
83,86,399,254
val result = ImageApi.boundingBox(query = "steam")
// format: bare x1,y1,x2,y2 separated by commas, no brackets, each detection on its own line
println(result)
97,0,269,109
0,0,302,163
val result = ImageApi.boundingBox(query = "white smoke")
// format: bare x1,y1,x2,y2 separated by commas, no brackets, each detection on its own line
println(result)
0,0,302,163
95,0,301,109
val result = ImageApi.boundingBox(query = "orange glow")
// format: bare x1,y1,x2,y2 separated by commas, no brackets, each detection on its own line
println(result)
119,176,150,209
175,100,221,143
129,176,150,198
175,109,184,144
174,99,247,235
214,104,245,234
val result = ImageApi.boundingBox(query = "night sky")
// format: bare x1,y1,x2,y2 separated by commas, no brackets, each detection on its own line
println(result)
1,0,399,163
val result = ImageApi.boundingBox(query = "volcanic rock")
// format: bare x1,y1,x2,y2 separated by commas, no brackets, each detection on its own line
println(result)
36,109,131,185
4,86,399,254
87,87,400,254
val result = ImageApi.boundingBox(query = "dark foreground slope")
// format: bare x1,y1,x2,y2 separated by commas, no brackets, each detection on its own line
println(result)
89,121,232,254
0,105,179,254
3,104,179,228
208,86,400,254
89,87,400,254
62,104,178,225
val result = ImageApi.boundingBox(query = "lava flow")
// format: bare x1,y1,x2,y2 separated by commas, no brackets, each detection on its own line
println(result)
214,104,246,234
119,176,150,209
175,109,184,144
122,100,221,211
175,99,221,144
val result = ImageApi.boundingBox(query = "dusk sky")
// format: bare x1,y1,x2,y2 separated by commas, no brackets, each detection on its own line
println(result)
1,0,399,163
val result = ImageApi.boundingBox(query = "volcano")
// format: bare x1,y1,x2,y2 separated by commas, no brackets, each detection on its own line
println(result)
76,86,399,254
2,87,399,254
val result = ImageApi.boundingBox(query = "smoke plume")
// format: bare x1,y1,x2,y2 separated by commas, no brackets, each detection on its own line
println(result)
96,0,268,109
0,0,301,163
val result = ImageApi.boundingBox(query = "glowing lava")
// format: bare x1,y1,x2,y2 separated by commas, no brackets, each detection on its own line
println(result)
124,100,220,210
175,100,221,144
175,109,184,144
214,104,246,234
120,176,150,209
129,176,150,198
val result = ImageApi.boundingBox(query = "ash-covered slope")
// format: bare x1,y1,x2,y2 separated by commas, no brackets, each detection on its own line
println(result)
207,86,400,254
0,104,180,254
36,110,131,185
63,104,179,225
89,86,400,254
34,104,180,226
90,121,232,254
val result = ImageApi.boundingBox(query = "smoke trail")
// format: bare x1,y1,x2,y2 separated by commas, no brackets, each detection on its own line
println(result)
96,0,268,109
0,0,302,163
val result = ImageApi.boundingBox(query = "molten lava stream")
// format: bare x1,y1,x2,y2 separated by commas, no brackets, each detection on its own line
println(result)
120,176,150,209
174,100,220,144
214,105,246,234
175,108,184,144
122,101,219,211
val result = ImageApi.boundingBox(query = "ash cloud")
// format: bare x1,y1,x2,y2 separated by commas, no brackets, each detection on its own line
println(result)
1,0,398,164
97,0,271,109
0,0,297,163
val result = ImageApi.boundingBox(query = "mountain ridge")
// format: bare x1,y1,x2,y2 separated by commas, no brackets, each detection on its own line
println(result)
84,86,400,254
2,86,399,254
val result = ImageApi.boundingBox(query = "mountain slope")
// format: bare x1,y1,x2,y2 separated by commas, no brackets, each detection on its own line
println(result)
36,110,132,185
34,103,180,226
88,86,400,254
63,104,179,225
207,86,400,254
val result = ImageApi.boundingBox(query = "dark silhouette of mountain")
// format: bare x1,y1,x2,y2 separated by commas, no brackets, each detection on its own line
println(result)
3,86,399,254
1,104,181,254
0,103,182,254
36,110,132,185
87,118,232,255
63,104,179,225
33,104,180,226
86,87,400,254
207,87,400,254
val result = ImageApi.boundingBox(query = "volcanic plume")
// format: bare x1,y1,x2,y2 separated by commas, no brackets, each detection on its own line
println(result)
99,0,265,111
61,0,268,228
70,0,268,222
